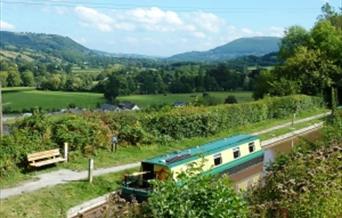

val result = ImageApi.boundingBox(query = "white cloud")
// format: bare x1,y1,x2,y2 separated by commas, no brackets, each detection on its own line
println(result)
193,31,206,39
241,28,253,34
74,6,226,35
269,26,285,37
75,6,114,32
73,6,285,55
188,12,224,33
0,20,15,30
129,7,183,26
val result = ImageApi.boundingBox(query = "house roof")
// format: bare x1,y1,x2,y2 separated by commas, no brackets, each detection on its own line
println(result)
118,102,138,109
173,101,187,106
100,103,118,110
143,134,258,168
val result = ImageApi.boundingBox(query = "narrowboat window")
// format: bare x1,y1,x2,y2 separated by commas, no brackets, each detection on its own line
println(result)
248,142,255,153
233,147,240,159
213,153,222,166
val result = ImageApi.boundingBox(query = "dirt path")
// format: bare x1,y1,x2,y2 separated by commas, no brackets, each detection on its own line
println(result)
0,162,139,199
0,111,329,200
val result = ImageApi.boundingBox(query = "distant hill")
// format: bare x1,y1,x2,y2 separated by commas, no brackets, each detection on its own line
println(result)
0,31,98,63
167,37,281,62
0,31,157,64
0,31,281,65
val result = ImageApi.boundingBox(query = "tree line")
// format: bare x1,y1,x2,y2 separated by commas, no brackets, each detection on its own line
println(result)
0,57,263,100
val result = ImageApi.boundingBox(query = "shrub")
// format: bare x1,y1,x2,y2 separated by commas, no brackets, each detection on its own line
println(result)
144,174,248,218
0,113,112,177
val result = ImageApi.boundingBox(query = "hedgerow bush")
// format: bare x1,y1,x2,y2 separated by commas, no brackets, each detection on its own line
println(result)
94,95,322,144
0,95,323,178
140,95,323,141
0,113,112,177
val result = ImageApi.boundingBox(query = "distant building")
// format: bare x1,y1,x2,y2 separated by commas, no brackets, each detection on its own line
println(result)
100,103,120,112
173,101,187,107
118,102,140,111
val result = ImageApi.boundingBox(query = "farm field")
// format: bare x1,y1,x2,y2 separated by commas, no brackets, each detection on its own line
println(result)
118,91,253,107
2,89,105,112
2,88,253,112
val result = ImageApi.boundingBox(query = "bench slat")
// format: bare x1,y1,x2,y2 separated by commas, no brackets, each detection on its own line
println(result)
29,157,65,167
27,149,61,161
27,149,60,158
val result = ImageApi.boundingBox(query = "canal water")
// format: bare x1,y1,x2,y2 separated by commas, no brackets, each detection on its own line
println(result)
230,130,321,190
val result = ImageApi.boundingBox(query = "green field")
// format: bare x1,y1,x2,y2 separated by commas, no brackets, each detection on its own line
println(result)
2,88,253,112
3,90,105,112
118,91,253,107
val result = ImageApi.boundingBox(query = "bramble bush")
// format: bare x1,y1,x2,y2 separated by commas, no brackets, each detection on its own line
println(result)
0,95,323,178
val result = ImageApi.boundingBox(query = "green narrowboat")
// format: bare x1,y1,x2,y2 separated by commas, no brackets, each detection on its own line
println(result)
121,134,264,201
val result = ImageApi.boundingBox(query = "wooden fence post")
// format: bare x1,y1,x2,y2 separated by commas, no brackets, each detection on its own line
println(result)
88,159,94,183
292,113,296,126
64,142,68,162
112,136,118,153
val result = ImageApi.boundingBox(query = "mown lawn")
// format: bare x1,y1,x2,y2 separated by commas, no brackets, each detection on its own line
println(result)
2,88,252,112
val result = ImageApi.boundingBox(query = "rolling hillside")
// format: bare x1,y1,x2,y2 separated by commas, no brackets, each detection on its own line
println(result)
168,37,281,62
0,31,281,64
0,31,97,62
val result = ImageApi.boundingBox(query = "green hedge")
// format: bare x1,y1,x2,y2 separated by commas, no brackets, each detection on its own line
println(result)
101,95,323,143
0,95,323,178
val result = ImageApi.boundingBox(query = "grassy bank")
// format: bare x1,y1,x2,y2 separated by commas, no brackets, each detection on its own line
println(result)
0,169,135,218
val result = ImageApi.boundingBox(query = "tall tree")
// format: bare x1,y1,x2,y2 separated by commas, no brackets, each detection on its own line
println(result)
103,73,120,102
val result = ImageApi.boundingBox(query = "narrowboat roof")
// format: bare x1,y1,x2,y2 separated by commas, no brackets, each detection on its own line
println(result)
143,134,258,168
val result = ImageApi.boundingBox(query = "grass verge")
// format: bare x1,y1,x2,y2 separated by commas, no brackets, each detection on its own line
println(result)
0,169,135,218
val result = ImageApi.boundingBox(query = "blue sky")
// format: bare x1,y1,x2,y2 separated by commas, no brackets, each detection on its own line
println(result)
1,0,341,56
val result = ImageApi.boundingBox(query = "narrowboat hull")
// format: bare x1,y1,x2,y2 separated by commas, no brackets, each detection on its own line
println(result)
203,149,264,176
120,187,150,202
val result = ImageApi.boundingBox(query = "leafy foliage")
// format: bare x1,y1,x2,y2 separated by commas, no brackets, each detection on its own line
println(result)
144,174,248,218
254,4,342,102
0,113,112,177
246,111,342,218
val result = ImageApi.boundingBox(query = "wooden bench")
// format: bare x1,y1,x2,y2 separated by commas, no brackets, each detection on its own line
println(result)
27,149,66,167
